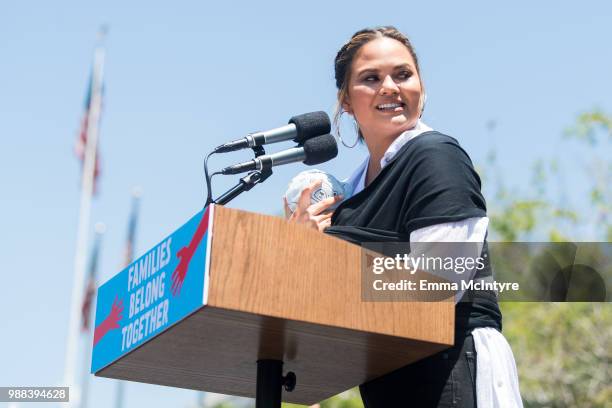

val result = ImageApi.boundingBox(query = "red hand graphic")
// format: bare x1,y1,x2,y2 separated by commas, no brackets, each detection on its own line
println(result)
107,296,124,329
170,208,210,297
93,296,124,346
171,246,193,296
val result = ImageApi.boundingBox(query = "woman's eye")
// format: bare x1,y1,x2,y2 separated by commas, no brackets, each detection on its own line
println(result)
364,75,379,82
397,71,412,80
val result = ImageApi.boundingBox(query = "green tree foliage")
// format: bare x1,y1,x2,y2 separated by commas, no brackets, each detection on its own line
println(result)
489,110,611,407
502,303,611,407
563,109,612,242
282,388,363,408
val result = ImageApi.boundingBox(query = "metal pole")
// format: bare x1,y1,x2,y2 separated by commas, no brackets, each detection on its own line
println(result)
256,360,283,408
63,28,106,404
79,223,105,408
115,188,141,408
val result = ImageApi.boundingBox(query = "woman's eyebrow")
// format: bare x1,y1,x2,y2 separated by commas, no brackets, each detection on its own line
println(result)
357,64,414,76
394,64,413,70
356,67,379,76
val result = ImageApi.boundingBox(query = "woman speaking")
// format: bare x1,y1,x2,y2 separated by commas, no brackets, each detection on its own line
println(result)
284,26,523,407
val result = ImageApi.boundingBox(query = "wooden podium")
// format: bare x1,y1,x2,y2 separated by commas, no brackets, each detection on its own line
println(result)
94,205,454,405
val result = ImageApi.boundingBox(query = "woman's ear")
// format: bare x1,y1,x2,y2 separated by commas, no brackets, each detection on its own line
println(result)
342,101,352,115
341,92,352,115
418,91,427,118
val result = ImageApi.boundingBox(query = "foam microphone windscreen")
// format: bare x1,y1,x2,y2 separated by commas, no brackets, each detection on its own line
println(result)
302,134,338,165
289,111,331,143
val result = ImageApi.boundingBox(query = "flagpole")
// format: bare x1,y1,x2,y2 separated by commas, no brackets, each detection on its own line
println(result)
80,222,105,408
115,187,142,408
63,27,107,403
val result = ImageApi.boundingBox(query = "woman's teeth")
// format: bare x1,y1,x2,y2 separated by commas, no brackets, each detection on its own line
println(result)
376,103,404,111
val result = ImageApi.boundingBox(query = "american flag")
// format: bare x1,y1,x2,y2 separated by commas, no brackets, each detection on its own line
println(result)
74,73,102,193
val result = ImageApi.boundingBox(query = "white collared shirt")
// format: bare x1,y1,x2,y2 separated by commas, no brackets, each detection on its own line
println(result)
347,120,434,194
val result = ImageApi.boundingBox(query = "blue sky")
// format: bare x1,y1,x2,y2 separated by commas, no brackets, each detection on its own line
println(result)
1,1,610,407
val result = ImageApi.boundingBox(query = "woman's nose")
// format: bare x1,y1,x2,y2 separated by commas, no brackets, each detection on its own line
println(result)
380,75,400,95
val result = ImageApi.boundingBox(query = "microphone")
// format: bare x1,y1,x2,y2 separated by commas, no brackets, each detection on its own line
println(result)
220,134,338,175
214,111,331,153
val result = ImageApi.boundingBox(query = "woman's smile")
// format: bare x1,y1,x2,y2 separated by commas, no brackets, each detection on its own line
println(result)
375,101,406,112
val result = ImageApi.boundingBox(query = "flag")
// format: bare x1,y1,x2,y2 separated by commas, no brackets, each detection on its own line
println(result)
74,72,103,194
81,228,102,332
123,193,140,267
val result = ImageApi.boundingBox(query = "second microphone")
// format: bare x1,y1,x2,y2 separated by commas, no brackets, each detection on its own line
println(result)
220,134,338,175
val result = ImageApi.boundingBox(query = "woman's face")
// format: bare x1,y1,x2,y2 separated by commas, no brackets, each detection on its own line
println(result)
343,37,423,144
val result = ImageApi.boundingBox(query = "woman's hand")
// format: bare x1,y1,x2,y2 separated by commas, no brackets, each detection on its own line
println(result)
283,180,343,232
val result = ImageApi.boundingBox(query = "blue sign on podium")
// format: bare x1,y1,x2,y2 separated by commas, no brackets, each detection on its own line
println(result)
91,206,214,373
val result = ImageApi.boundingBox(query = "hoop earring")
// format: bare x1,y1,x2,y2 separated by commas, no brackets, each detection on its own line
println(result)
336,111,360,148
